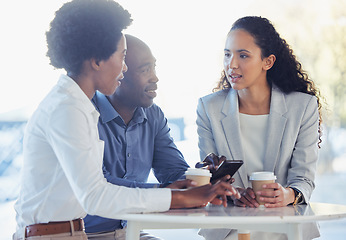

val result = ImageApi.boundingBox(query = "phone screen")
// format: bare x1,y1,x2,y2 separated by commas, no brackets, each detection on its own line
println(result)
210,160,243,182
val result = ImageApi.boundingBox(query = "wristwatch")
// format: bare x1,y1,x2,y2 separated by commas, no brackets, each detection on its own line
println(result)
291,188,303,206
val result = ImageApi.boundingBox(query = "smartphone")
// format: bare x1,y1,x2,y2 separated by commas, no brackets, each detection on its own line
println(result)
210,160,243,182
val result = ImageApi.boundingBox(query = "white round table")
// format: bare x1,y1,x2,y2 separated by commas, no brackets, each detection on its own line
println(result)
116,202,346,240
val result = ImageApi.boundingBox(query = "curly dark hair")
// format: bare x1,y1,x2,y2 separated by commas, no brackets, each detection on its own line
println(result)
46,0,132,76
214,16,323,147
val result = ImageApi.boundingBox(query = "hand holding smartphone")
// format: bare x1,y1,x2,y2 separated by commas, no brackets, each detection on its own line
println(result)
195,153,226,172
210,159,243,182
195,153,243,183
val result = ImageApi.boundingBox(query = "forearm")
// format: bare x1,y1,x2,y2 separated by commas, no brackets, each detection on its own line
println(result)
170,190,185,209
152,139,188,183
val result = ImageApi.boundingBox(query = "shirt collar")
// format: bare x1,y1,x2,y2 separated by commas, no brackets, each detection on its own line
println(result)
92,91,120,124
57,74,96,114
132,107,147,125
92,91,148,125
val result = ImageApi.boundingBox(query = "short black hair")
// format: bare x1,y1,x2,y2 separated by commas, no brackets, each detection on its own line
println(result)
46,0,132,75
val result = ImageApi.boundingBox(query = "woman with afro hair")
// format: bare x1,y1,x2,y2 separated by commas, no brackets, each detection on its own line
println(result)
13,1,240,239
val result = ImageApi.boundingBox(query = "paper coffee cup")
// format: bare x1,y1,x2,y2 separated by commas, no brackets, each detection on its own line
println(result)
185,168,211,187
250,172,277,206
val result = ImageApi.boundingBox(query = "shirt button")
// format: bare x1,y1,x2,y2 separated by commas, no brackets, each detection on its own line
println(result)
127,153,131,158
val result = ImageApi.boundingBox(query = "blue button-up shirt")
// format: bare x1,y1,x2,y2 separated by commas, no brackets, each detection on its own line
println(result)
84,91,189,233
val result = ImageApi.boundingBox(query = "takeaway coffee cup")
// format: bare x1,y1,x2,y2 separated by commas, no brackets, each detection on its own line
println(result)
250,172,277,206
185,168,211,187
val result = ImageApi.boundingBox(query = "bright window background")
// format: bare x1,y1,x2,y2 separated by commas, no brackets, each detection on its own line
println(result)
1,0,346,239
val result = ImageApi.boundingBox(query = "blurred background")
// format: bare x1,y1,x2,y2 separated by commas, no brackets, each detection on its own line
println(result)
1,0,345,239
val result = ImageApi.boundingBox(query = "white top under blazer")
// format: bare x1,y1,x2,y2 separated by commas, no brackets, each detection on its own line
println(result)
196,85,320,240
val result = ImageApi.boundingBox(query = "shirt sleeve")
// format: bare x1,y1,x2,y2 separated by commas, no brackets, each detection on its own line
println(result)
46,104,171,218
151,107,190,184
196,98,219,161
286,96,319,203
102,164,160,188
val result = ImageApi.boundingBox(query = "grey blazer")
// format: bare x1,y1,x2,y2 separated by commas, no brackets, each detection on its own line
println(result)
196,86,320,240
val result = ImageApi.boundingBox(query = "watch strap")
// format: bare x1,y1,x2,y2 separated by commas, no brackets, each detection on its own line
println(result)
291,187,302,205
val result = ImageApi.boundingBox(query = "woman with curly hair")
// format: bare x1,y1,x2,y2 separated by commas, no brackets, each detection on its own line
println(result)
197,16,322,240
13,1,240,239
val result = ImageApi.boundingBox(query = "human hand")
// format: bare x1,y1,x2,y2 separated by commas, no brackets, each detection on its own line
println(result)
256,183,295,208
195,153,226,173
170,181,240,209
233,187,259,208
216,175,235,183
165,179,197,189
210,174,235,185
209,178,236,206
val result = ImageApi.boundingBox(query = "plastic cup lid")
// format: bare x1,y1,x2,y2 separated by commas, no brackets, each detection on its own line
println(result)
185,168,211,177
249,171,277,181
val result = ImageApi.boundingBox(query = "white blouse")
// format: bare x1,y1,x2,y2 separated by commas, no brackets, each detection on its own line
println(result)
14,75,171,237
239,113,269,177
